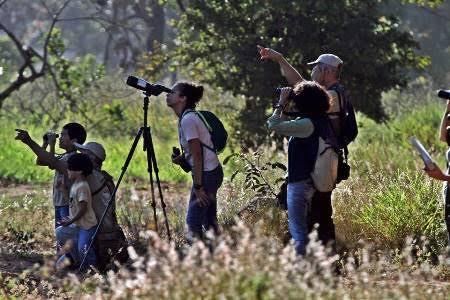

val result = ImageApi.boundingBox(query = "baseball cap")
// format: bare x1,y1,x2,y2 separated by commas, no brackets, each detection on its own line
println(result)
74,141,106,162
307,54,343,68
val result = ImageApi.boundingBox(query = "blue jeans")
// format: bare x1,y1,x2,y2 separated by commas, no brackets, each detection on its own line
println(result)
287,179,315,255
186,165,223,239
54,205,69,228
56,224,98,269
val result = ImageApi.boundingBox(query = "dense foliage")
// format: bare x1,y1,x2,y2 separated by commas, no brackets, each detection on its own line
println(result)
171,0,431,147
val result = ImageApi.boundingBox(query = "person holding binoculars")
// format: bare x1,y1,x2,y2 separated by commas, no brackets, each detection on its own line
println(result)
166,82,223,241
267,81,333,255
15,123,87,231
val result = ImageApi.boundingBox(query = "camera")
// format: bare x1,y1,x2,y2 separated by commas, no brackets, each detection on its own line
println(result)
126,75,172,96
172,147,192,173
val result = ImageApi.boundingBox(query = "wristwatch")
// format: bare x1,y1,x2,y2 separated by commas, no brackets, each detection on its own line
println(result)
194,183,203,190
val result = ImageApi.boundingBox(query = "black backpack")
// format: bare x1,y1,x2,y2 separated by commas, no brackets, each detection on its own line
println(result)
327,84,358,182
182,110,228,153
328,84,358,148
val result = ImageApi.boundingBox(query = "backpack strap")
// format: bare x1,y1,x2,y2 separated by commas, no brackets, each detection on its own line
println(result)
92,182,107,197
180,109,217,153
337,90,350,160
330,86,349,161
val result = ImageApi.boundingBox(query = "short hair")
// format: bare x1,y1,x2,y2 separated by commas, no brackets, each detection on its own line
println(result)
67,153,93,176
175,82,204,109
62,123,87,144
319,62,341,80
292,81,330,117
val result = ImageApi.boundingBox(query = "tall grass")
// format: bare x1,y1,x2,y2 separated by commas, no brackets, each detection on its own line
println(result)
350,103,446,177
2,93,450,298
2,225,449,299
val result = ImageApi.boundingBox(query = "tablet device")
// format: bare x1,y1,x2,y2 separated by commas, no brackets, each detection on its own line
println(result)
410,137,436,170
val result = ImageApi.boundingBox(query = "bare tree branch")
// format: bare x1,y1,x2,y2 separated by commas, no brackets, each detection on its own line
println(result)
0,71,45,108
42,0,72,65
0,22,47,108
0,0,8,9
0,22,32,60
0,0,73,109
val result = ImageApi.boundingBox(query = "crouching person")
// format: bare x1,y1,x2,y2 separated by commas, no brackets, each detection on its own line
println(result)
56,153,98,271
74,141,128,271
267,81,331,255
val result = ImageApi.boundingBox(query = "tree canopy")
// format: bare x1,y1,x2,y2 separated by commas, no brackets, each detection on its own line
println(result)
172,0,431,147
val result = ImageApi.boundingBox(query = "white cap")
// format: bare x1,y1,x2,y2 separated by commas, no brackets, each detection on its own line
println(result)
307,54,343,68
74,142,106,162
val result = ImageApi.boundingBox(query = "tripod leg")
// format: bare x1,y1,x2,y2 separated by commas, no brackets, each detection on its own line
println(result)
78,127,143,273
143,127,159,233
145,126,172,240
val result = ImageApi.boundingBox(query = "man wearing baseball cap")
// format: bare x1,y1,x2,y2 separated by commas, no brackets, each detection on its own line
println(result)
74,142,107,170
257,45,353,251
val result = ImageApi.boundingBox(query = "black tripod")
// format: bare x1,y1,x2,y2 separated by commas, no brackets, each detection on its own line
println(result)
79,92,171,272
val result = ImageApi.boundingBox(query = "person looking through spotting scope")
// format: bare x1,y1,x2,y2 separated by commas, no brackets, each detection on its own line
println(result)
166,82,223,242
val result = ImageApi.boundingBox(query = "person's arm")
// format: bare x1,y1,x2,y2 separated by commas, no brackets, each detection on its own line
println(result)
37,132,57,165
36,140,48,165
425,163,450,181
439,101,450,142
266,87,314,138
15,129,67,174
267,110,314,138
188,138,209,207
60,202,87,226
257,45,304,85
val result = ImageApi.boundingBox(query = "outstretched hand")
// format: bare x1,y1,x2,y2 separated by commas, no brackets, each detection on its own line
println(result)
257,45,283,62
15,129,32,144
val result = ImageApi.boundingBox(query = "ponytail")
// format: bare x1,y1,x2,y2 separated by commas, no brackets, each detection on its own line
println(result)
177,82,204,109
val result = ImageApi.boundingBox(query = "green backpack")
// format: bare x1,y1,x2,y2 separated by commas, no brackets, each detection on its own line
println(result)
182,110,228,153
